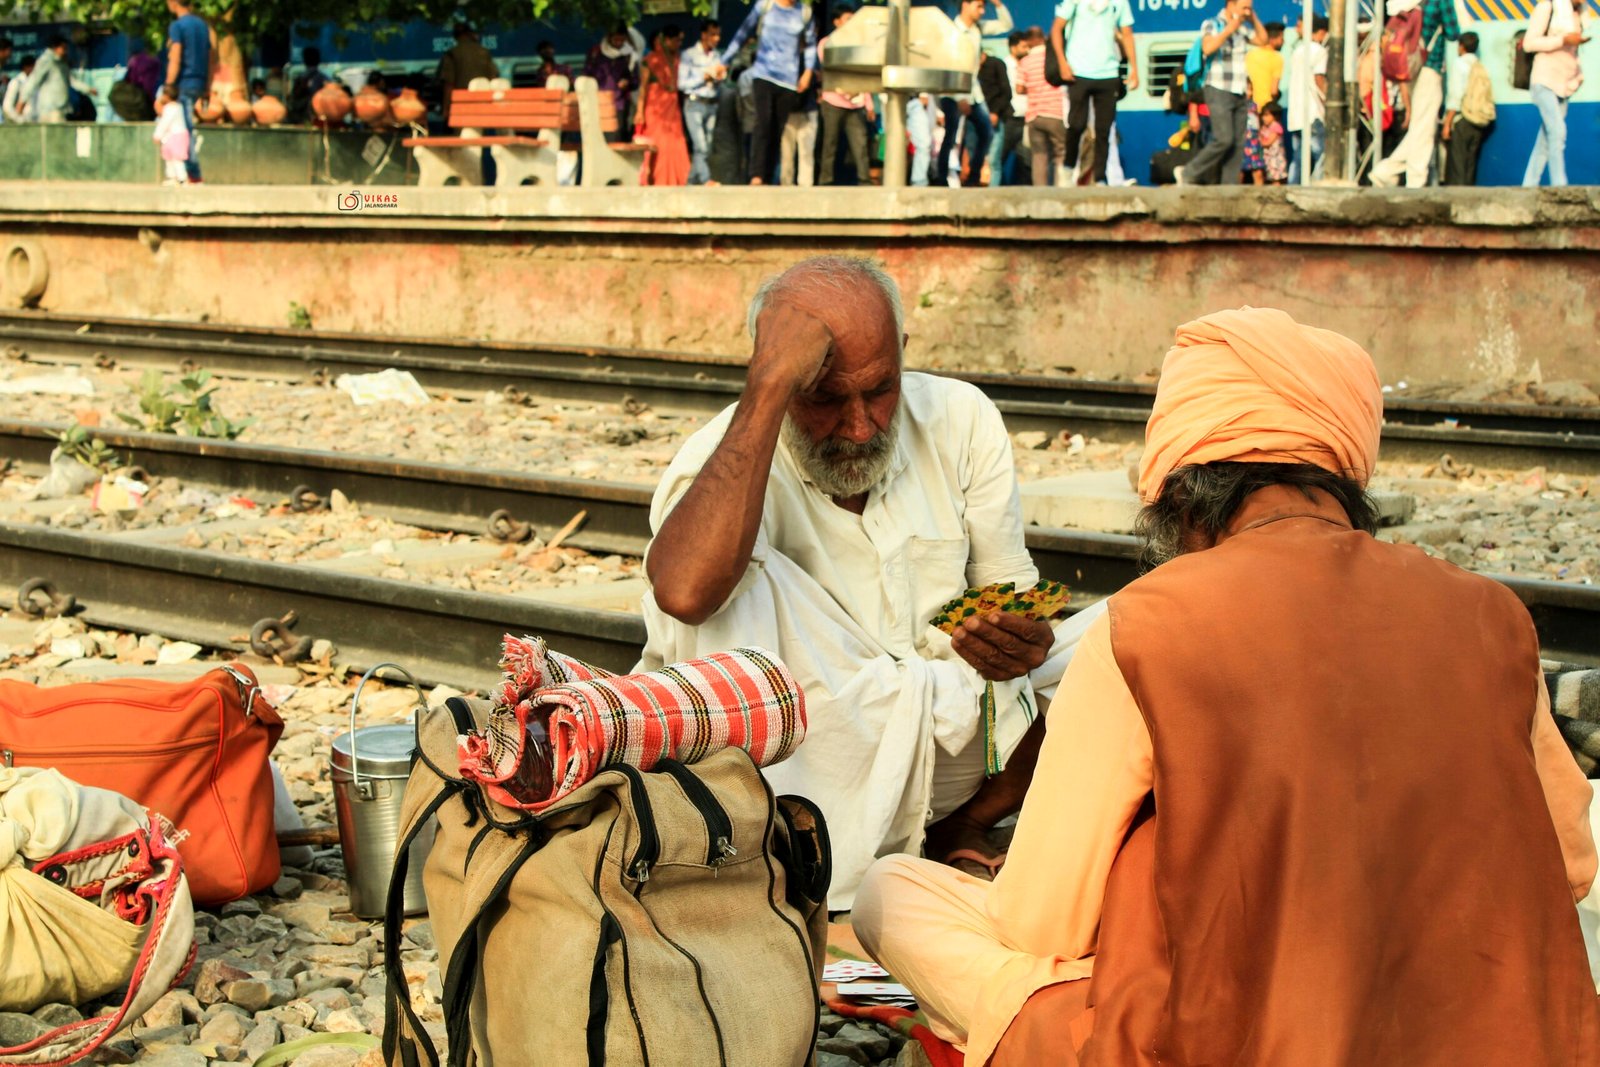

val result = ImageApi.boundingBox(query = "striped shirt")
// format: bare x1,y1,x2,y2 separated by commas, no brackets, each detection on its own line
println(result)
1019,47,1065,122
1200,17,1255,96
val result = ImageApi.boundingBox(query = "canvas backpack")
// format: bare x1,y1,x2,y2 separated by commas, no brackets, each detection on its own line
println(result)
383,697,831,1067
1459,59,1496,125
1512,4,1554,91
1381,8,1427,83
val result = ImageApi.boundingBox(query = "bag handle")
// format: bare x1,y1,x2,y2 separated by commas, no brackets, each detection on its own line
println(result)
0,826,190,1067
383,784,456,1067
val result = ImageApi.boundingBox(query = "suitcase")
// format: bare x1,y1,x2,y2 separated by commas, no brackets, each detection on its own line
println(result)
0,664,284,904
1150,144,1194,186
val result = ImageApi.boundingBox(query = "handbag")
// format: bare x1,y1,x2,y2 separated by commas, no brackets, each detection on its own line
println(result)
0,767,194,1066
0,665,284,905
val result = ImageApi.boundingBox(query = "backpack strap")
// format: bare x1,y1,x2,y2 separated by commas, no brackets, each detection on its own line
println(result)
382,700,488,1067
439,831,545,1067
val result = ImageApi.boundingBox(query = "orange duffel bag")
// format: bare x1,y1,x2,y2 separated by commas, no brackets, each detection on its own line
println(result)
0,664,284,904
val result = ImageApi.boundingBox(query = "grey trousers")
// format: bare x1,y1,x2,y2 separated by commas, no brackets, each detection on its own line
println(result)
1028,116,1067,186
820,101,871,185
1186,86,1249,185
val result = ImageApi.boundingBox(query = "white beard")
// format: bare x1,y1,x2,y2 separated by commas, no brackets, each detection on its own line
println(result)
781,405,902,500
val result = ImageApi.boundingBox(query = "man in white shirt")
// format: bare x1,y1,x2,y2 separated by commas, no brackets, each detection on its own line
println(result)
936,0,1015,186
1286,13,1329,183
2,55,32,123
639,256,1095,909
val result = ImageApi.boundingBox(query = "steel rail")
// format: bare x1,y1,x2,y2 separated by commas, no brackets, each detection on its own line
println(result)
4,313,1599,468
0,522,647,683
3,421,1595,670
0,419,653,557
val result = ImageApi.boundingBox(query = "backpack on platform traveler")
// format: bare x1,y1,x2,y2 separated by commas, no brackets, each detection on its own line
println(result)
382,696,831,1067
1512,4,1554,91
1381,7,1436,83
1460,60,1496,125
1182,33,1213,99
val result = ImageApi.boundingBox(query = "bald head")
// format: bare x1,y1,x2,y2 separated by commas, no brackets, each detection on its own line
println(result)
747,256,904,361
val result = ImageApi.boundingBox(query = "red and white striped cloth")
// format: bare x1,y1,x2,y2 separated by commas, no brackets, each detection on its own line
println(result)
459,635,807,812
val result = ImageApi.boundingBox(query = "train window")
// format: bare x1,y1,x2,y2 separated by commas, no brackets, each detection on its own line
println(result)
1146,45,1188,95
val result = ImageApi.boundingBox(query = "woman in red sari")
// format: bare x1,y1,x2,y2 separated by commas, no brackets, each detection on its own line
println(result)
636,25,692,186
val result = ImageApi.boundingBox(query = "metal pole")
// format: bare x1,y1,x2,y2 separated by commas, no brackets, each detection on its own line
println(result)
1300,0,1316,184
881,0,910,188
1371,13,1385,177
1343,0,1360,178
1324,0,1348,180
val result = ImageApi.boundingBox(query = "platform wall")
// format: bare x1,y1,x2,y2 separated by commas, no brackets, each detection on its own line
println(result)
1,184,1597,385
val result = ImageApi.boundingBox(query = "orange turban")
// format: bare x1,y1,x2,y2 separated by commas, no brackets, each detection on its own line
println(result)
1137,307,1384,504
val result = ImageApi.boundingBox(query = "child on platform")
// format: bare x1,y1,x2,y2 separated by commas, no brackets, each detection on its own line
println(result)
1259,101,1287,184
152,88,191,185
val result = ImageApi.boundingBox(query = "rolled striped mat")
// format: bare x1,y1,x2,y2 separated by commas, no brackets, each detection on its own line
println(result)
459,635,807,812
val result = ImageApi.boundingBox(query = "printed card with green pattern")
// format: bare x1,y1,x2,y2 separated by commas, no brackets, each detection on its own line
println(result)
929,579,1072,634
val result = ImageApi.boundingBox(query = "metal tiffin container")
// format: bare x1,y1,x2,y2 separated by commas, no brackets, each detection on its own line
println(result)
330,662,435,918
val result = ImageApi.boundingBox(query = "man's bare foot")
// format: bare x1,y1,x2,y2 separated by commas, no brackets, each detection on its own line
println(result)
925,811,1005,880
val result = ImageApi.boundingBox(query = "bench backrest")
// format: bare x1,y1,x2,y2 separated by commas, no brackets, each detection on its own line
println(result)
448,87,619,134
448,87,564,131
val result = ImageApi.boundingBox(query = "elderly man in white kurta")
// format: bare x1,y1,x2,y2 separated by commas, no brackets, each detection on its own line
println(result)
637,256,1100,909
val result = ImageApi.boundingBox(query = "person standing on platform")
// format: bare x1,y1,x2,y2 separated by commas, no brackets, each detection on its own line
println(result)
153,86,192,184
1240,21,1283,184
1286,13,1328,183
1442,32,1494,185
2,55,32,123
1178,0,1264,184
529,41,573,89
1519,0,1587,188
720,0,817,185
21,35,96,124
586,25,643,141
128,41,162,98
637,25,692,186
907,91,935,185
996,32,1032,183
679,21,724,185
439,22,498,123
779,74,820,185
1051,0,1137,185
1017,26,1067,185
160,2,206,181
287,46,329,123
819,6,877,185
937,0,1013,186
1369,0,1459,187
854,306,1600,1067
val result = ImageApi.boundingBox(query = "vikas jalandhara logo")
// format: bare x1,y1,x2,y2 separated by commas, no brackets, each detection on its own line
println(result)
337,190,400,212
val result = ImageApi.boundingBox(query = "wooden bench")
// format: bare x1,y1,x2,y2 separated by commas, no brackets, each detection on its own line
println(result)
403,80,564,187
571,76,653,188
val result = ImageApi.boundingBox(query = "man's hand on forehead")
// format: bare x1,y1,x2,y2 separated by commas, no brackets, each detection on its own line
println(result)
749,296,836,398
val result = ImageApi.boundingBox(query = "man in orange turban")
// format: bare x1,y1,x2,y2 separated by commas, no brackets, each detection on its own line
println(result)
854,307,1599,1066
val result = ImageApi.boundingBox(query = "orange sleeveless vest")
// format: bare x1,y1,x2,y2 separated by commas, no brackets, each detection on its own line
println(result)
1088,485,1598,1067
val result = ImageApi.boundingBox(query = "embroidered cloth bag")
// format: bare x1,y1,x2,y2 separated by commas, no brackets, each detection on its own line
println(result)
0,767,194,1066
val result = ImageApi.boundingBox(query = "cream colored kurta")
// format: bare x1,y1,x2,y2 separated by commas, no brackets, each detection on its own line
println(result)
855,612,1600,1067
637,373,1101,909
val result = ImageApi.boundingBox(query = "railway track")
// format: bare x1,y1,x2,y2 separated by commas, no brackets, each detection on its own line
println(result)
4,311,1600,472
1,420,1594,684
